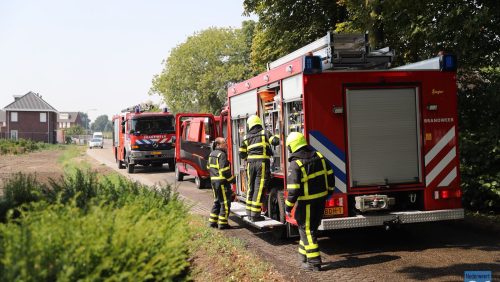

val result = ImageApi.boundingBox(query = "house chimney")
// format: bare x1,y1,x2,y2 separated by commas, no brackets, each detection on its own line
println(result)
13,95,22,101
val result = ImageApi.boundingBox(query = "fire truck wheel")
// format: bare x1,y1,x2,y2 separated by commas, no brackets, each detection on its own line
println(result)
175,165,184,181
167,160,175,172
195,176,207,189
267,188,287,239
127,163,135,174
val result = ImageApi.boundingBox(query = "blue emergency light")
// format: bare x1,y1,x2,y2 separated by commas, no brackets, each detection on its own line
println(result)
439,54,457,71
303,55,322,74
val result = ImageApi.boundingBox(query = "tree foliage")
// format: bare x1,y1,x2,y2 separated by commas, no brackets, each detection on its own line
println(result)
91,115,112,132
245,0,500,69
340,0,500,67
150,24,255,114
458,68,500,212
244,0,347,71
64,125,85,136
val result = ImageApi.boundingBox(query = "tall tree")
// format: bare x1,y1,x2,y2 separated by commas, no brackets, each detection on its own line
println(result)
150,24,255,114
340,0,500,68
91,115,111,132
244,0,347,71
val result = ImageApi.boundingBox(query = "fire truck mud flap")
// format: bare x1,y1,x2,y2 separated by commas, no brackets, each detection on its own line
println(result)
318,209,464,230
231,202,285,229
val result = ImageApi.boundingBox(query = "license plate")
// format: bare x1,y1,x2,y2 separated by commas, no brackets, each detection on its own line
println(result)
324,207,343,216
151,151,161,155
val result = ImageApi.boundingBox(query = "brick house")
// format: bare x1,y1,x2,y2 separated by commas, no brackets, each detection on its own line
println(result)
2,92,58,143
57,112,86,129
0,110,6,137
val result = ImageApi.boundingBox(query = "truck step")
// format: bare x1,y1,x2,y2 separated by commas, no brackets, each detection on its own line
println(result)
231,202,285,229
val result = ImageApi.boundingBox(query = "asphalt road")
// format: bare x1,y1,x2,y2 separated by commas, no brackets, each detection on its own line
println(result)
87,140,500,282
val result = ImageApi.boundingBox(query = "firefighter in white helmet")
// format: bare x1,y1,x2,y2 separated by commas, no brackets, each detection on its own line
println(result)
285,132,335,271
239,115,279,221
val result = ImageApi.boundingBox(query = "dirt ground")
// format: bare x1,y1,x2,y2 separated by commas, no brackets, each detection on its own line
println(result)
0,149,113,194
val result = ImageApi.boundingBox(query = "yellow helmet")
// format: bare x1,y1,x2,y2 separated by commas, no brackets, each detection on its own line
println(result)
286,132,307,153
247,115,262,130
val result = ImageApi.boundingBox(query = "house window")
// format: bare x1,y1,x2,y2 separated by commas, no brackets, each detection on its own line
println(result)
40,112,47,123
11,112,18,122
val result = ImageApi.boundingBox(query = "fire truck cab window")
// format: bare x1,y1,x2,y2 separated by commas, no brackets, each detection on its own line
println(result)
130,116,175,135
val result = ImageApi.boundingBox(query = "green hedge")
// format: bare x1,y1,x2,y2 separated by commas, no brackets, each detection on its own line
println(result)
0,139,53,155
0,170,190,281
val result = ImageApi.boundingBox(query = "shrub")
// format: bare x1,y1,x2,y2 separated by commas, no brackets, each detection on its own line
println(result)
0,173,45,221
0,170,191,281
0,139,52,155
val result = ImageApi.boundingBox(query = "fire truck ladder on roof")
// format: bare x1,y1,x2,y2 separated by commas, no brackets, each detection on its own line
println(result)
268,32,394,71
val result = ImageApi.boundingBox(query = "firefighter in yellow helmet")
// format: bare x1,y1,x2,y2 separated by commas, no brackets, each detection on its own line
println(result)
207,137,235,229
239,115,279,221
285,132,334,271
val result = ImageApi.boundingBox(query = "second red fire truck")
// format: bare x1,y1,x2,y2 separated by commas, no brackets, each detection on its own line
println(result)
112,103,176,174
176,33,464,237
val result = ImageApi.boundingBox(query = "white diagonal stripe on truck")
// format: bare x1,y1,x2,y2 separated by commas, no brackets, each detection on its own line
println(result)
425,126,455,166
438,166,458,187
426,146,456,185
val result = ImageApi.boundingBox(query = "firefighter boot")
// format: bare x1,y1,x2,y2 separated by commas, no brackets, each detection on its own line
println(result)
301,262,321,272
208,222,218,228
249,215,265,222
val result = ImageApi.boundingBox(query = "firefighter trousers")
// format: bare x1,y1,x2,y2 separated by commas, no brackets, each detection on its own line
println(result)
295,199,325,265
245,159,270,217
209,181,232,227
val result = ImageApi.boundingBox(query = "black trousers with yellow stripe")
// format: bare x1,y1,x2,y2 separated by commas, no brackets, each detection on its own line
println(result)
245,159,270,217
295,199,325,265
209,181,232,227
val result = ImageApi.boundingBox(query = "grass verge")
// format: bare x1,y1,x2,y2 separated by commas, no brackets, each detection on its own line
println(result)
188,215,285,282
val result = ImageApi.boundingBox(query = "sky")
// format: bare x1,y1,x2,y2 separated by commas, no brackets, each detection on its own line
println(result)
0,0,253,123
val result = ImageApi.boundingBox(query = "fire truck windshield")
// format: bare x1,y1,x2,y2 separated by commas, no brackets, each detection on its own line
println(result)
130,116,175,134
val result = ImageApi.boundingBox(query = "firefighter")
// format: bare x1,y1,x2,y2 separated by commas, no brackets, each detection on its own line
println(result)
285,132,334,271
239,115,279,221
207,137,235,229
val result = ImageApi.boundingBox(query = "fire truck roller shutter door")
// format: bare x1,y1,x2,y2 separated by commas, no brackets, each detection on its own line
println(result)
230,89,258,118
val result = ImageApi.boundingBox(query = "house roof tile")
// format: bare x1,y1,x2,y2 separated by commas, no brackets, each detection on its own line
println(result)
3,91,58,112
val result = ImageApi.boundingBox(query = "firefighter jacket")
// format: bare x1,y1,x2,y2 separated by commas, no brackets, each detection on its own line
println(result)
239,125,279,161
285,146,335,213
207,149,235,184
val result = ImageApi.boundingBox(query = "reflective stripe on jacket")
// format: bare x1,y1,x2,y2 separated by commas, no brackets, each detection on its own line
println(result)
239,125,279,161
285,148,334,212
207,149,234,183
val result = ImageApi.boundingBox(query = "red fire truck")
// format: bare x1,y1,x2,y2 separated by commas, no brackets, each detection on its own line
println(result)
176,33,463,237
112,104,176,174
175,109,229,189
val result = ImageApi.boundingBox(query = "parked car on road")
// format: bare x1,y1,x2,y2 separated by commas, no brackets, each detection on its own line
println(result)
88,138,104,149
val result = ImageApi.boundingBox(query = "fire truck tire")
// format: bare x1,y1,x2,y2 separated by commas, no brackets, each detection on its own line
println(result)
167,160,175,172
175,165,184,181
117,160,125,169
195,176,207,189
267,188,287,239
127,163,135,174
